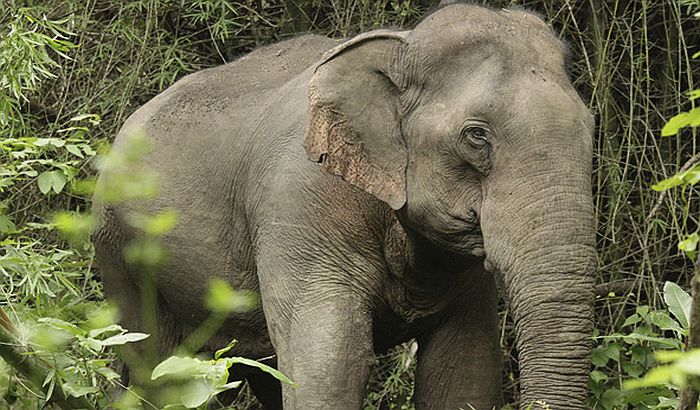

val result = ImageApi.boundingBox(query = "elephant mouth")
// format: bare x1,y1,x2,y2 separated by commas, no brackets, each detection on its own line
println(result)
440,209,484,256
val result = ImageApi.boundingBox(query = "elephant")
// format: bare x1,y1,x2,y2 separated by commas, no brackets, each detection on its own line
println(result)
92,2,596,409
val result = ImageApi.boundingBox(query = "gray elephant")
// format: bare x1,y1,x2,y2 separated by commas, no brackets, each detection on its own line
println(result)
92,3,596,409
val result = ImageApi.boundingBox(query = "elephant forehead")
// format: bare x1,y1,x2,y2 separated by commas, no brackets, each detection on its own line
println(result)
408,4,567,74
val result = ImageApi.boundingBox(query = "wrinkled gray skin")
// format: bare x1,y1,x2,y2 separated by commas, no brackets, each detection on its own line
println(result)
93,3,596,410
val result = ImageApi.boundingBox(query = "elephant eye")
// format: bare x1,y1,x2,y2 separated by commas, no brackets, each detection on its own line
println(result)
461,126,489,148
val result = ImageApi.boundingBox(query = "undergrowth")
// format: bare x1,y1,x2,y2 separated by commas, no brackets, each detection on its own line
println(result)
0,0,699,408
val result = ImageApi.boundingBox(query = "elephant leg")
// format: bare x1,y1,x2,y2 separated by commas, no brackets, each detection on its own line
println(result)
246,361,283,410
266,292,375,410
414,269,502,410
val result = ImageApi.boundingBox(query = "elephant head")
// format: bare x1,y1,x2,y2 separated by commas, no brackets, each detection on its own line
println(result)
304,4,595,409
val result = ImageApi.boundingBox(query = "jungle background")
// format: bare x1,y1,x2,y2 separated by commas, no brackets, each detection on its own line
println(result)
1,0,700,408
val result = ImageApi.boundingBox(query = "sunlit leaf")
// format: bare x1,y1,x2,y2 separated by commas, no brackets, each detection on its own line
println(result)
53,212,95,245
675,349,700,376
62,382,99,398
648,311,684,333
214,339,238,360
205,279,257,313
662,112,691,136
180,378,214,408
151,356,202,380
101,332,149,346
679,232,699,260
65,144,83,158
622,313,641,328
624,365,680,389
38,317,84,336
37,170,67,194
87,324,123,339
590,370,609,384
226,357,294,385
664,281,692,330
70,113,100,125
143,209,178,236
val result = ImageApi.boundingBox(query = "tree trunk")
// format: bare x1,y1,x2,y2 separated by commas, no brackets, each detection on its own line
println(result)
679,253,700,410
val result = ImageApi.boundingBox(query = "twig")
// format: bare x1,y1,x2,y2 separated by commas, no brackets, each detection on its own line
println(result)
594,279,638,297
645,152,700,225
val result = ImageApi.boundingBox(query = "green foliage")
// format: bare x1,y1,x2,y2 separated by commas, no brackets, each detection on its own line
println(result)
589,282,691,409
0,0,698,408
364,341,417,410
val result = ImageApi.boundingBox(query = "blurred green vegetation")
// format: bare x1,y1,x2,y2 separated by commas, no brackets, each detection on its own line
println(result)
0,0,699,408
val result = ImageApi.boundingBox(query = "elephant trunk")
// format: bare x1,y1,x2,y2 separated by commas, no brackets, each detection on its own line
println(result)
507,256,595,408
482,166,596,409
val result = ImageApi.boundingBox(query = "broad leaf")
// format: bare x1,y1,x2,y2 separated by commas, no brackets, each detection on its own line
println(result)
65,144,83,158
663,281,692,330
62,381,99,397
678,233,699,260
37,170,66,194
662,107,700,136
227,357,294,386
101,332,149,346
648,311,684,333
151,356,203,380
180,378,214,408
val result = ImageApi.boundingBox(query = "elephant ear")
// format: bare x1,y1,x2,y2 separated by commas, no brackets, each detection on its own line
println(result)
304,30,410,210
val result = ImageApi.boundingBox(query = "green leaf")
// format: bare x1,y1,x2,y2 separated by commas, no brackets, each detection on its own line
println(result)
621,362,644,378
70,113,100,125
636,305,649,317
81,337,104,352
95,366,120,381
62,381,99,397
37,170,67,194
205,279,258,313
591,346,609,367
664,281,692,330
34,138,65,147
655,349,684,363
679,233,699,260
180,378,214,408
590,370,608,383
143,209,178,236
101,332,149,346
662,112,691,136
676,352,700,376
0,214,16,233
648,311,684,333
214,339,238,360
624,365,679,389
226,357,294,386
662,107,700,136
65,144,83,158
151,356,202,380
87,324,123,338
622,313,641,328
53,212,96,245
37,317,84,336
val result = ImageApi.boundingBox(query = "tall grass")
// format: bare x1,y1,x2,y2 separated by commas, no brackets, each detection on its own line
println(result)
1,0,698,408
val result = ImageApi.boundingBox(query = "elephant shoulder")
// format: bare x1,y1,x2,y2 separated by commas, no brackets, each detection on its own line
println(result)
115,34,340,145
